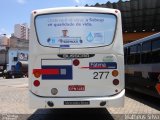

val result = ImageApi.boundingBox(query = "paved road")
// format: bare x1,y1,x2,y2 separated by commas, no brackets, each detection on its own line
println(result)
0,78,160,120
0,77,28,87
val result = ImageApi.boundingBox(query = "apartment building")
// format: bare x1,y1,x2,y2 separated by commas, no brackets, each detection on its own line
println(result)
14,23,30,40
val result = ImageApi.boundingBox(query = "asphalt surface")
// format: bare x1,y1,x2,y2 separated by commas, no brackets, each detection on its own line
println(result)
0,78,160,120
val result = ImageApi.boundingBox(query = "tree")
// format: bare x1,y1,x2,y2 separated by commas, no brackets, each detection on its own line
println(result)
85,4,89,7
95,3,100,7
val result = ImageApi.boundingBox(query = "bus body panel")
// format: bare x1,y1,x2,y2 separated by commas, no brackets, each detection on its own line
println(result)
29,89,125,108
30,54,124,97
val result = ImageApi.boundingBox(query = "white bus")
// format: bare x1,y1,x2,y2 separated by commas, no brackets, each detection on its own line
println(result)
29,7,124,109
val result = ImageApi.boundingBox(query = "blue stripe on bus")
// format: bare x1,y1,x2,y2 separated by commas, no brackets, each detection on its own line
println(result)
89,62,117,69
41,65,72,80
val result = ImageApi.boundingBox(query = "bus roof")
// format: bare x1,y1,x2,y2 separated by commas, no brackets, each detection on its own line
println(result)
124,32,160,48
32,7,119,15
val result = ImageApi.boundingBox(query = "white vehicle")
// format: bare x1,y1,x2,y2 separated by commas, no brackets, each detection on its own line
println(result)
29,7,124,109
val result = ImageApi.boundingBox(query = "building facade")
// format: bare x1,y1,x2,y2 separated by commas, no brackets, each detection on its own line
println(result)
0,35,9,47
14,23,30,40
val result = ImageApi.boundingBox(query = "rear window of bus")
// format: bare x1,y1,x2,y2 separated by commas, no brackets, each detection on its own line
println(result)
35,13,117,48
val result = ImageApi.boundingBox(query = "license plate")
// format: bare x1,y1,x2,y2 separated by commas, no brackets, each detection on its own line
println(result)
68,85,85,91
64,101,90,105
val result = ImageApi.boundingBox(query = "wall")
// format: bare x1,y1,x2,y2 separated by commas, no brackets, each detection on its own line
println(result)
9,36,29,48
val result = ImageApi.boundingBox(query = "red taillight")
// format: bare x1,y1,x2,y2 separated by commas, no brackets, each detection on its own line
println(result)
73,59,80,66
33,71,41,78
33,69,41,78
113,79,119,86
33,80,40,87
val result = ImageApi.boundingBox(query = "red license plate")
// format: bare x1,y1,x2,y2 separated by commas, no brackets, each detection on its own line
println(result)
68,85,85,91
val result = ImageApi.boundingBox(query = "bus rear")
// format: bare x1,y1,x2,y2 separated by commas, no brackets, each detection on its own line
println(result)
29,7,124,109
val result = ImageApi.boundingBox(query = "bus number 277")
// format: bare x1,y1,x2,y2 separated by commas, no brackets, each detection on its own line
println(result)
93,72,109,79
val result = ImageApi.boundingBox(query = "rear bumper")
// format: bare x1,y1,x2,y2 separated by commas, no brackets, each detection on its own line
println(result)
29,89,125,109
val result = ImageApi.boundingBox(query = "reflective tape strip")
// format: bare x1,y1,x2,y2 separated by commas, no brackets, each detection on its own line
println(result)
33,69,60,75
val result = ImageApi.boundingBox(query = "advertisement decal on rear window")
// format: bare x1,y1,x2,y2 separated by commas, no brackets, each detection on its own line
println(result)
35,13,116,48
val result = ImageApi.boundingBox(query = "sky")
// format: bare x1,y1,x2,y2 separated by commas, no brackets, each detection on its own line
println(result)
0,0,121,36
